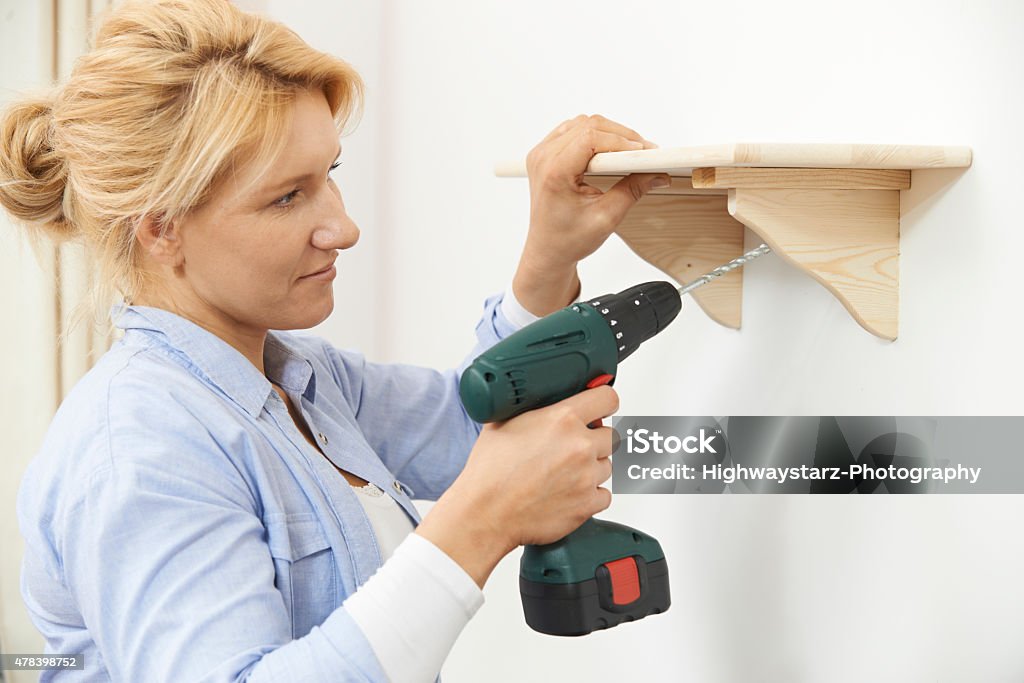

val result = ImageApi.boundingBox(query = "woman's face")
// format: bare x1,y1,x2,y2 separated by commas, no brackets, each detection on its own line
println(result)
163,88,359,334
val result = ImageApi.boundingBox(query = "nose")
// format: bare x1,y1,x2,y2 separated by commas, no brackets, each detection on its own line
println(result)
311,184,360,250
311,215,359,251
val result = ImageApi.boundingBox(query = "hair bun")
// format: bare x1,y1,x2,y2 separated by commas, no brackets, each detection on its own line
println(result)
0,95,73,240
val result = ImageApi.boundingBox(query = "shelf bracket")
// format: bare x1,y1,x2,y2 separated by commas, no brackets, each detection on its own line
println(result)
589,178,746,329
500,143,971,340
702,168,905,340
591,168,905,339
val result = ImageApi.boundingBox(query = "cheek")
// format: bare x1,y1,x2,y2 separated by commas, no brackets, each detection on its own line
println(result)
187,236,297,297
181,212,324,315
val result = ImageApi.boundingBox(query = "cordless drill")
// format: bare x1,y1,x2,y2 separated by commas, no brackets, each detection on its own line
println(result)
459,281,681,636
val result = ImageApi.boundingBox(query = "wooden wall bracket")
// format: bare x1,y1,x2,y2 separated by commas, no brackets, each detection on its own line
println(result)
497,144,972,340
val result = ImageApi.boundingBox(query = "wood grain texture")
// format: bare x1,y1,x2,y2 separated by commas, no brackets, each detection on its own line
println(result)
692,167,911,190
614,194,746,328
583,175,727,195
495,142,970,338
494,142,972,177
728,188,900,340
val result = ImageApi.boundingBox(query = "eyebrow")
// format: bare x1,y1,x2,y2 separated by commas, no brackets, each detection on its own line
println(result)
262,146,342,193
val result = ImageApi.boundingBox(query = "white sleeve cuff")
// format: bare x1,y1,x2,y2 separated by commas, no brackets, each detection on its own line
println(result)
343,532,484,683
499,284,542,329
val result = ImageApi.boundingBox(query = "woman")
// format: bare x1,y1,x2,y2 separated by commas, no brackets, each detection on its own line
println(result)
0,1,670,680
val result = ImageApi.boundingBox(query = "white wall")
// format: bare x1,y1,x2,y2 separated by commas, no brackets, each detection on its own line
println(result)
274,0,1024,681
3,0,1021,681
239,0,385,356
0,2,58,681
258,0,386,356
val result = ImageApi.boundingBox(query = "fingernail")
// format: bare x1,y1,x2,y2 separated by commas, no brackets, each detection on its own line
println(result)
650,177,671,189
643,139,659,149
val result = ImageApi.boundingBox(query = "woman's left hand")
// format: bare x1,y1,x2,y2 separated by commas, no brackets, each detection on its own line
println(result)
511,114,671,317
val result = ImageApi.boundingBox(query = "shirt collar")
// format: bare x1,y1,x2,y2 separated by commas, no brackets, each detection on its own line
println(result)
112,304,317,416
265,333,318,403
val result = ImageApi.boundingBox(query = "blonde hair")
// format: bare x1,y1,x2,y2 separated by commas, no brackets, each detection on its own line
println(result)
0,0,364,323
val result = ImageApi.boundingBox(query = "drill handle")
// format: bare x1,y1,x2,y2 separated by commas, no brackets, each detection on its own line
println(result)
459,303,620,423
458,281,682,424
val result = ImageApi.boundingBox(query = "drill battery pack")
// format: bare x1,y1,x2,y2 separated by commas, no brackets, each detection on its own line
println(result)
517,518,671,636
519,554,670,636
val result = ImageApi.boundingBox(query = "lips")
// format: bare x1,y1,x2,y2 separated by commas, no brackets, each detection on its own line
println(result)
302,260,336,278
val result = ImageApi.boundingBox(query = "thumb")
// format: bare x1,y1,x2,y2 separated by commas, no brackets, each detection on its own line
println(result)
597,173,672,227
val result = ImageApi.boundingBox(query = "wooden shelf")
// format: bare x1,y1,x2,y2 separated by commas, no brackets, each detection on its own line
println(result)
496,143,972,340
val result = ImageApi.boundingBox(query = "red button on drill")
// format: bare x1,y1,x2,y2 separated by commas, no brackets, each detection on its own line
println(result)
603,557,641,605
585,375,614,428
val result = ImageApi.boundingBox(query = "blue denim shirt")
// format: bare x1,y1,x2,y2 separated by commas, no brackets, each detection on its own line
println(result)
17,293,517,681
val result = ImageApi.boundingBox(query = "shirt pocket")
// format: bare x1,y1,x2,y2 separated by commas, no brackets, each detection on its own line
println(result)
266,513,338,639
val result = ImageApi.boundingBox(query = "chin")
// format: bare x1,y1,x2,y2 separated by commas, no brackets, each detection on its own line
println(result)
277,294,335,331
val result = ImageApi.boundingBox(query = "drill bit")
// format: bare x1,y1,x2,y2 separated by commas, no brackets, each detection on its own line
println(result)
677,243,772,296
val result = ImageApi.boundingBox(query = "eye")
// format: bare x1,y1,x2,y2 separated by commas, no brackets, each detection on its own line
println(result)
328,159,342,175
272,189,301,207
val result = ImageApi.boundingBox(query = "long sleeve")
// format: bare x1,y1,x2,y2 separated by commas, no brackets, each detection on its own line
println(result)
317,290,527,501
344,533,484,683
52,458,480,683
17,290,549,682
50,429,389,683
499,282,542,329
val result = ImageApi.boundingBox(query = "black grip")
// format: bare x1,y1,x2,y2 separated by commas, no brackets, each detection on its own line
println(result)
584,281,681,362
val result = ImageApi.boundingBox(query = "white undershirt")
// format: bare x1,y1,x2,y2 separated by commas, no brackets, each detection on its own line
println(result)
502,283,542,328
339,290,537,683
345,483,483,683
351,482,415,560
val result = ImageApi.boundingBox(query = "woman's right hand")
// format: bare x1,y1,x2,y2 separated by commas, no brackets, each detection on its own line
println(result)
415,385,618,588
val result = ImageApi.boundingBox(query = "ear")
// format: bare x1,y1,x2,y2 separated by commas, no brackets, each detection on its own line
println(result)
134,214,184,267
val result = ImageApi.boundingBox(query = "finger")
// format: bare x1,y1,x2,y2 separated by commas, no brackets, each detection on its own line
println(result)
589,172,673,230
528,116,590,172
582,114,647,146
592,486,612,512
596,426,615,455
546,115,652,160
595,455,613,485
586,425,616,459
551,128,647,181
557,385,619,427
539,114,587,145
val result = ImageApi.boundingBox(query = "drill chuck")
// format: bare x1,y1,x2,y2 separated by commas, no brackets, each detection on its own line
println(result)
583,281,681,363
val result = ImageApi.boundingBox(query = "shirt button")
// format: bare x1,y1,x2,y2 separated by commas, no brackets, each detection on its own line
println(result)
318,432,328,445
393,481,402,493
